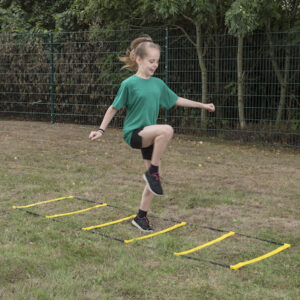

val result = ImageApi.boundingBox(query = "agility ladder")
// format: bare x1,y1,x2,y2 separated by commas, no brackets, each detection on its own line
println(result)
173,230,291,270
12,196,291,270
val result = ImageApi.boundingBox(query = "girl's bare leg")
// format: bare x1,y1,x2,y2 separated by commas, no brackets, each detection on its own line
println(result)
139,160,161,211
138,125,173,166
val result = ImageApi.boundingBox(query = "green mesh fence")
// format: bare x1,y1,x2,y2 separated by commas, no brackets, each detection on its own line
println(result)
0,28,299,147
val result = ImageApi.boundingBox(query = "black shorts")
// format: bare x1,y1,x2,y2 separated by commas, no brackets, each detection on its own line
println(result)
130,127,153,160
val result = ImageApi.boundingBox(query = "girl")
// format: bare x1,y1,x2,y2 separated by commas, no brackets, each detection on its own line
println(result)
89,35,215,232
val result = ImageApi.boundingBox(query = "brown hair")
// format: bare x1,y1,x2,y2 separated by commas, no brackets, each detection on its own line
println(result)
119,35,161,72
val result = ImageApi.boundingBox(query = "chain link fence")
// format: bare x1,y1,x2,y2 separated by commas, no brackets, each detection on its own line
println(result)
0,28,299,147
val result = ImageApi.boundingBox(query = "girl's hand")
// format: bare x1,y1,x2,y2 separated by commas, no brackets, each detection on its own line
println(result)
89,131,103,141
205,103,215,112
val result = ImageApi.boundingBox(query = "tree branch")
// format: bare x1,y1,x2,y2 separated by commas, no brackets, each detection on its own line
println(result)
266,19,283,84
289,0,300,27
182,14,195,24
174,24,196,47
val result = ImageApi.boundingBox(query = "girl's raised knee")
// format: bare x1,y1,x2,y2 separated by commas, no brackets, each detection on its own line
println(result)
164,125,174,139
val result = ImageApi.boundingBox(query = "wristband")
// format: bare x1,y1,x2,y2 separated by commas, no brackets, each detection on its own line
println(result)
98,128,105,133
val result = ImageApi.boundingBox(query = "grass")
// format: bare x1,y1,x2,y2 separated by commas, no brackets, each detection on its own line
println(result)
0,120,299,300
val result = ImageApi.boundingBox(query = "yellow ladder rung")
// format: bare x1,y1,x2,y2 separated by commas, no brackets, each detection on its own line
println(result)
174,231,235,256
82,214,137,231
124,222,187,244
12,196,74,209
230,243,291,270
45,203,107,219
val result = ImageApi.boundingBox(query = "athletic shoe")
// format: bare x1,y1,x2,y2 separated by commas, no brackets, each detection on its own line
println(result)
132,216,153,232
143,171,163,196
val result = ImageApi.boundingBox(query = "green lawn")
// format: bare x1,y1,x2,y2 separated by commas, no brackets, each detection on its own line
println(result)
0,120,299,300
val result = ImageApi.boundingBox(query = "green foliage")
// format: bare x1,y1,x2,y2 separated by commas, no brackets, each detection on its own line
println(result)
73,0,144,29
148,0,216,27
0,0,298,38
261,0,300,40
225,0,263,37
152,0,182,18
55,9,85,32
0,2,32,33
0,0,12,9
0,0,76,33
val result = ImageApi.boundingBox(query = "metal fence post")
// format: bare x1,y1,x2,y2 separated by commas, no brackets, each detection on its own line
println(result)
49,32,55,124
165,26,169,124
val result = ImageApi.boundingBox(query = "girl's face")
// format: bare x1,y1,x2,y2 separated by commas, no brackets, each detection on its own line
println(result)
136,48,160,78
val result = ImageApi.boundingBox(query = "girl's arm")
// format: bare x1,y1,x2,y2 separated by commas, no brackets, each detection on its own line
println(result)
175,97,215,112
89,105,118,141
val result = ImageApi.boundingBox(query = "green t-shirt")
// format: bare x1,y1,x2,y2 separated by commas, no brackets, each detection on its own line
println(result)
112,75,178,145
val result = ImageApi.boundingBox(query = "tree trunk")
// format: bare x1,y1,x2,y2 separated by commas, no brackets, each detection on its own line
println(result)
215,35,221,126
276,46,290,126
237,35,246,129
195,22,208,129
266,22,290,128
